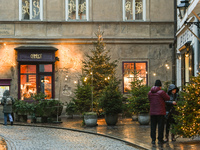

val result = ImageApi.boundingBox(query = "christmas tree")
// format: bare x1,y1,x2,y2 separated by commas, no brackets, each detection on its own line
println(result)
73,27,118,113
82,27,118,99
172,75,200,138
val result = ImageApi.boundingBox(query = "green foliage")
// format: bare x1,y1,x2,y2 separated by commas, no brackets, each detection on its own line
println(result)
172,76,200,138
32,92,47,101
127,71,151,114
13,99,35,114
99,78,123,115
72,82,93,114
83,112,97,115
35,99,63,117
66,101,76,115
13,98,64,118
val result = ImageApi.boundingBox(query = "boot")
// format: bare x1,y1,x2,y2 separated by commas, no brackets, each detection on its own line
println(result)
164,134,169,142
171,134,176,141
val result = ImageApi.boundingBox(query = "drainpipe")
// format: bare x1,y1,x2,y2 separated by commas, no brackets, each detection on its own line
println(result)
172,0,177,84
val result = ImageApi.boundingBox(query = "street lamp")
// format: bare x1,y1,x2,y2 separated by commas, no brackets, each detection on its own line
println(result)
177,0,190,19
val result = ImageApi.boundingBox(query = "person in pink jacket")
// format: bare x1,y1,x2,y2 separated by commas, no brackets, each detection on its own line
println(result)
148,80,170,144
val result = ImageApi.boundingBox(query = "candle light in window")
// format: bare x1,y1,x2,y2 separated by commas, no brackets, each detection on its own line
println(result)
153,73,156,76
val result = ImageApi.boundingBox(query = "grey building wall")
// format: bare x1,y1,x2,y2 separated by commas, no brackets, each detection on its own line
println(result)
0,0,174,103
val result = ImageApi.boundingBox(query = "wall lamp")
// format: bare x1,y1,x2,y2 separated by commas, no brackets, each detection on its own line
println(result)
177,0,190,19
176,53,181,60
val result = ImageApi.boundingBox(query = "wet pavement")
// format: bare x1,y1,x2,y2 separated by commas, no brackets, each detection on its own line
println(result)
0,117,199,150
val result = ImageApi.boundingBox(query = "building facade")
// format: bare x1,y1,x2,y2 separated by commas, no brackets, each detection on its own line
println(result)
176,0,200,88
0,0,175,104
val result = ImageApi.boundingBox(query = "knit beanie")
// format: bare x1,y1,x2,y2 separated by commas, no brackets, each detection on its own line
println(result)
155,80,162,86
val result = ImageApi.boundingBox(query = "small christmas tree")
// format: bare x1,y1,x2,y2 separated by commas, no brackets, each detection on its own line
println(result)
172,75,200,138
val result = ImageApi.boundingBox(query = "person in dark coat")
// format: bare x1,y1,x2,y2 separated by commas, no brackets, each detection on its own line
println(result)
164,84,179,142
1,90,15,126
148,80,170,144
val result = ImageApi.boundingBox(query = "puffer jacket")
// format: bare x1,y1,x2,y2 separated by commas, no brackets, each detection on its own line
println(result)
1,90,15,113
148,86,170,115
165,84,179,112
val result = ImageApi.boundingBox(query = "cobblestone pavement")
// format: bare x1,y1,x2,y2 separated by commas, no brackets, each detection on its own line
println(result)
0,117,199,150
0,125,138,150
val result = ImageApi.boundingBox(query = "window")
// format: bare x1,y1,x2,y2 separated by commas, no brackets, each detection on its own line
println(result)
19,0,43,20
66,0,89,21
123,0,146,21
20,64,53,100
123,62,148,93
0,79,11,99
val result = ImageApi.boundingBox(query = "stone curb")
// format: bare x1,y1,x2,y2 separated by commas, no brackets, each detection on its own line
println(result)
0,122,149,150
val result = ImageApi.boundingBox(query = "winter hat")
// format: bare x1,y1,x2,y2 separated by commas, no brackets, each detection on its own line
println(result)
155,80,162,86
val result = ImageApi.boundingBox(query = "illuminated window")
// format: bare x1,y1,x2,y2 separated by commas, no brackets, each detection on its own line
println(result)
0,79,11,99
20,64,53,100
19,0,43,20
123,0,146,21
20,65,37,100
123,62,147,93
66,0,89,20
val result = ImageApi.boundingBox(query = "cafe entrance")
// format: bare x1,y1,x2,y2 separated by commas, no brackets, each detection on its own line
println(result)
15,46,58,100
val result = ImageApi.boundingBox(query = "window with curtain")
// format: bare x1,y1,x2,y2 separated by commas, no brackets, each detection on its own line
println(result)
123,0,146,21
19,0,43,20
66,0,88,20
123,62,148,93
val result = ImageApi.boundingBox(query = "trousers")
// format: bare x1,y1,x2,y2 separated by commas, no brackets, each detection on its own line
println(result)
4,113,13,125
150,115,165,141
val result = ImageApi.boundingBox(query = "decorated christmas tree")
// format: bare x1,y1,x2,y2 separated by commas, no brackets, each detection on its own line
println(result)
73,27,118,112
172,75,200,138
82,27,118,98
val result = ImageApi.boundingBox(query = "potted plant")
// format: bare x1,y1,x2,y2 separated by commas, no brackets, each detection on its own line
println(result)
99,78,123,126
72,81,98,127
13,99,33,122
127,72,151,125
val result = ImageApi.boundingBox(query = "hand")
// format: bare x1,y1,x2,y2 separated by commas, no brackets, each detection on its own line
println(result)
172,101,177,105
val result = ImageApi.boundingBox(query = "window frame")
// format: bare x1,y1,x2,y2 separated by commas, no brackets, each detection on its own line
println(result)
65,0,89,21
122,61,148,93
19,0,43,21
123,0,146,21
18,63,54,100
